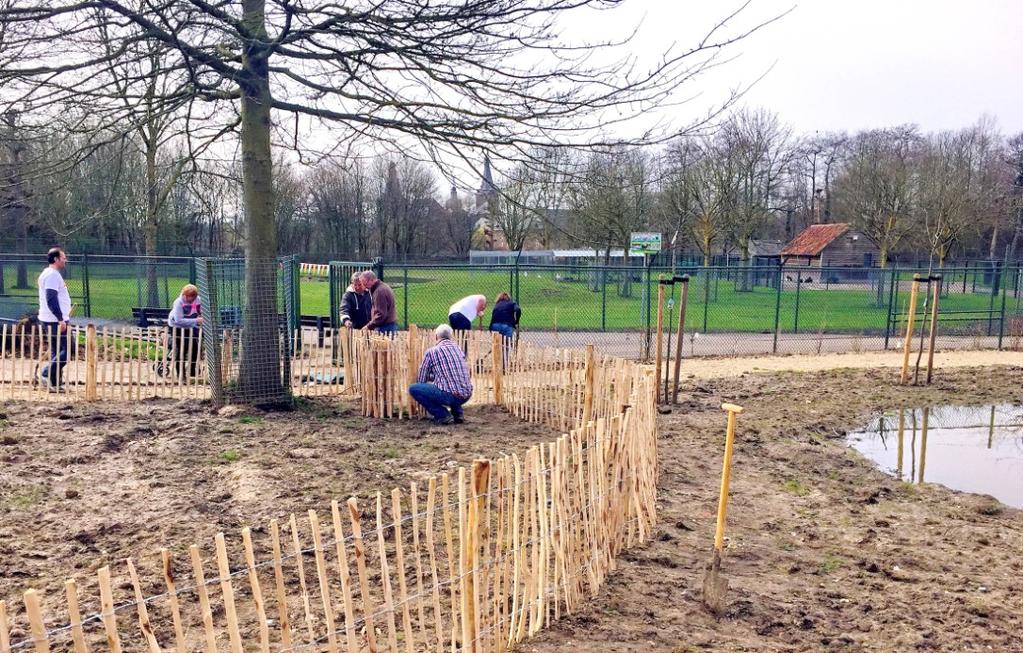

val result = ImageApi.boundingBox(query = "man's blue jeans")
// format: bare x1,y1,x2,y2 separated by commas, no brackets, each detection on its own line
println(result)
489,323,514,338
40,321,69,387
409,383,466,420
375,323,398,335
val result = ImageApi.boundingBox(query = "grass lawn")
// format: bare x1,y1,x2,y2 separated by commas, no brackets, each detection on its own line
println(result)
2,263,1014,335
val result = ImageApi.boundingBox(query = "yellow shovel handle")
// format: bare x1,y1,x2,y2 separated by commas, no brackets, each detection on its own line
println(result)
714,403,743,552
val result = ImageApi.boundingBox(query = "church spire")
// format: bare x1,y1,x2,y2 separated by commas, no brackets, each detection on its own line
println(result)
479,154,495,193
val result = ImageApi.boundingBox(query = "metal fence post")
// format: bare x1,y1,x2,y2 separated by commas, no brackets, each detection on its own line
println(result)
82,252,92,318
988,262,1001,336
998,277,1007,349
189,257,197,285
702,268,710,333
793,274,802,334
403,265,409,328
600,267,607,331
328,263,337,322
373,257,384,282
883,266,897,350
772,264,782,354
643,257,652,359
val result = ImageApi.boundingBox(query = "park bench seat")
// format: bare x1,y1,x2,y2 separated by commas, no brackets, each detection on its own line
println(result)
132,306,170,328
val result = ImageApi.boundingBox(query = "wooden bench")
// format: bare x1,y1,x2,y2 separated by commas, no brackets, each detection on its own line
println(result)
132,306,170,328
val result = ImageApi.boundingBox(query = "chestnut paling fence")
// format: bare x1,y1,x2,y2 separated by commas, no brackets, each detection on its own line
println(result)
0,330,658,653
0,323,515,407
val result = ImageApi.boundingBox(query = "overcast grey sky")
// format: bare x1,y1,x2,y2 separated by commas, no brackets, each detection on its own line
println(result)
579,0,1023,135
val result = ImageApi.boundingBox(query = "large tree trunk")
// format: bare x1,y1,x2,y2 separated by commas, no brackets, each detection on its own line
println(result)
237,0,285,405
144,144,160,307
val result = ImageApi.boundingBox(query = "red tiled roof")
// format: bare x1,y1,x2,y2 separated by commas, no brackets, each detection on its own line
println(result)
780,223,851,257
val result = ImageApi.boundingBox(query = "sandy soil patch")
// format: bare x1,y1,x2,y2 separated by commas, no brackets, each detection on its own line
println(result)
677,348,1023,378
530,364,1023,652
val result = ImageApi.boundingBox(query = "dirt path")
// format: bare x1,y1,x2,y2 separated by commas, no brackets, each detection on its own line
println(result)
529,365,1023,652
677,348,1023,378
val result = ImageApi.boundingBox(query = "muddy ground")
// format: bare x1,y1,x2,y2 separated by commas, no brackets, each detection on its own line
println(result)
529,365,1023,652
2,364,1023,652
0,400,556,608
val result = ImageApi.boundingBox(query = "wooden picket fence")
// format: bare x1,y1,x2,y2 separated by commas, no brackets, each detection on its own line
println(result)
0,323,509,407
0,332,658,653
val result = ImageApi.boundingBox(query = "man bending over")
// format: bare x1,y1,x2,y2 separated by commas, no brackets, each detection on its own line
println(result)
409,324,473,425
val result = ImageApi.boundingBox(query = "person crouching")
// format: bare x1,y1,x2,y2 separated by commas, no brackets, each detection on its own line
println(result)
409,324,473,425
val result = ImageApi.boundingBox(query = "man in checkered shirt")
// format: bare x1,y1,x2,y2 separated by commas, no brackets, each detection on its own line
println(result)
409,324,474,424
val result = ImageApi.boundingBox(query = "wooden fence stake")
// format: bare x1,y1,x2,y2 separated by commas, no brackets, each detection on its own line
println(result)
582,345,594,426
671,277,689,404
268,519,295,653
424,477,446,652
654,278,666,401
23,589,48,653
900,275,921,385
187,546,219,653
287,514,317,646
374,495,400,653
491,330,503,405
241,528,272,653
391,488,416,653
328,501,359,653
159,549,187,653
0,600,9,653
214,533,245,653
926,275,941,385
126,558,162,653
97,566,122,653
346,498,380,653
307,512,340,653
63,581,88,653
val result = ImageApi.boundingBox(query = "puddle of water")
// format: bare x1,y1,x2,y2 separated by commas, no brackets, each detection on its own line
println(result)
847,404,1023,508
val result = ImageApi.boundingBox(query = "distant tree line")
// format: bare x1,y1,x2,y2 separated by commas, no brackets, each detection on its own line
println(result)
2,109,1020,266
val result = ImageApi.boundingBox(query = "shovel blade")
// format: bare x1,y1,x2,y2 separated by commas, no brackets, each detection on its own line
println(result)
702,554,729,615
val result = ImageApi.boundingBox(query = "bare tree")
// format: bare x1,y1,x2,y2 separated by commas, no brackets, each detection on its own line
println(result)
917,120,1005,269
306,160,370,259
0,0,774,403
686,135,737,267
723,108,791,289
1005,133,1023,261
656,137,699,267
833,126,920,269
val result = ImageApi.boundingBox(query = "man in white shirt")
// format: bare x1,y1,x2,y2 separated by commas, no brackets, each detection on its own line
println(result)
37,247,72,391
448,294,487,332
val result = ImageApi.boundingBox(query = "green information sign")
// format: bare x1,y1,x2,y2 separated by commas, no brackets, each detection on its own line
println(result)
629,232,662,255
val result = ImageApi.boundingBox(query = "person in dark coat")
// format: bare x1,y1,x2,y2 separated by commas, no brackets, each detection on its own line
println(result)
360,271,398,334
489,292,521,339
339,272,372,329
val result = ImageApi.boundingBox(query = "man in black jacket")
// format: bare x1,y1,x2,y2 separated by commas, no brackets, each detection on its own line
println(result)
339,271,372,329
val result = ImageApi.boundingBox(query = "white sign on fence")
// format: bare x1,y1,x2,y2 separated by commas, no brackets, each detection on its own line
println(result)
629,232,662,255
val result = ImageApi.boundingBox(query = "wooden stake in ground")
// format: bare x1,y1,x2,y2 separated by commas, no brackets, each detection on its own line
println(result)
926,274,941,385
654,277,666,403
900,275,921,385
702,402,744,616
671,276,689,405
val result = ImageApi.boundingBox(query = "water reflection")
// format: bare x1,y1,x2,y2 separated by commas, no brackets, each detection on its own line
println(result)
848,404,1023,508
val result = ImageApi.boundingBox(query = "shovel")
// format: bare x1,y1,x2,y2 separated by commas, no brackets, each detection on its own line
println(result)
703,402,744,616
